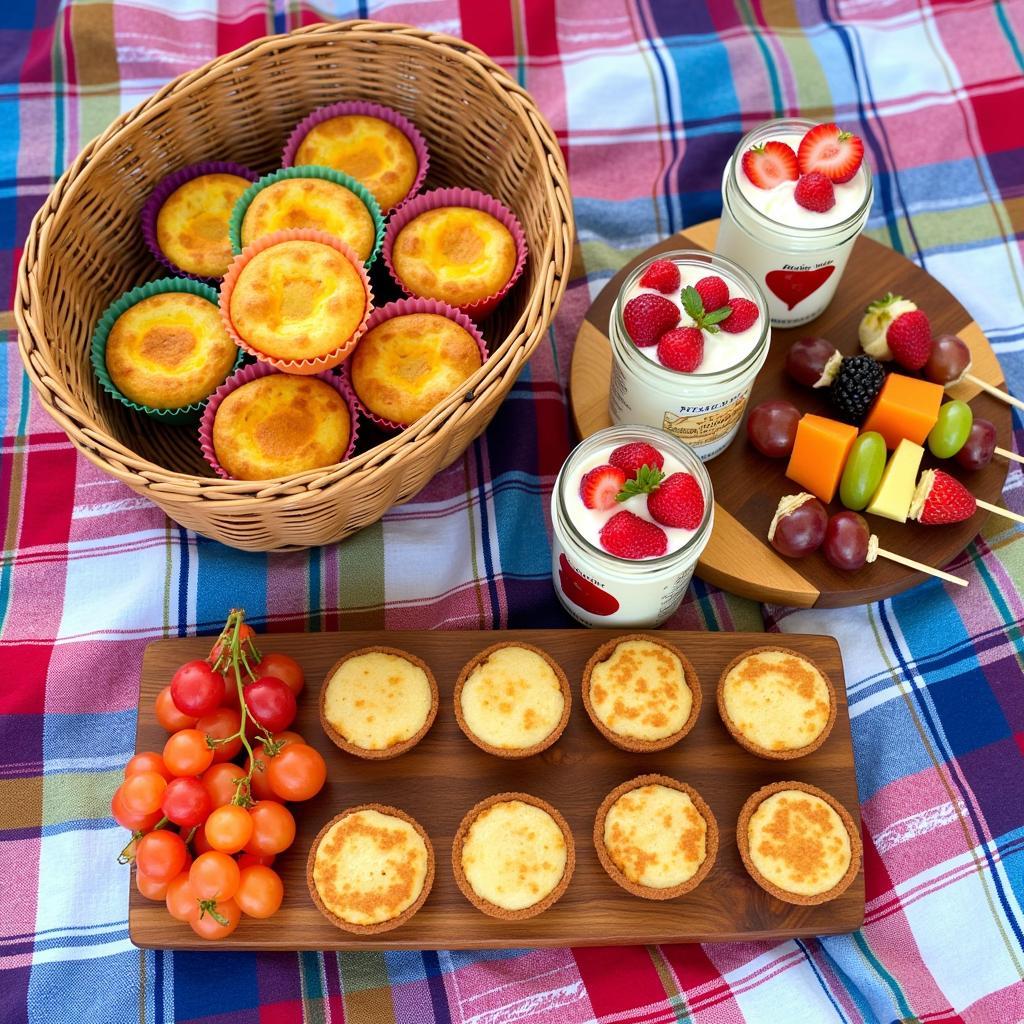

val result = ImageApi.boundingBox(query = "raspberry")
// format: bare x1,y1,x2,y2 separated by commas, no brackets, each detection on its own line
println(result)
657,327,704,372
719,297,759,334
694,275,729,312
794,171,836,213
623,293,680,347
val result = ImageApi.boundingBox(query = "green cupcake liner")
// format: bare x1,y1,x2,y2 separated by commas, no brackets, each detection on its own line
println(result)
91,277,244,425
228,165,385,268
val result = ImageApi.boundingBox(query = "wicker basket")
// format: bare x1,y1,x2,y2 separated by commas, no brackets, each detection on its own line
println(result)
15,20,572,551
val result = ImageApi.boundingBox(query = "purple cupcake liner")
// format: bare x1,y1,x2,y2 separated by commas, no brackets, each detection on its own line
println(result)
281,101,430,213
199,361,360,480
381,187,528,322
345,297,489,433
141,161,260,282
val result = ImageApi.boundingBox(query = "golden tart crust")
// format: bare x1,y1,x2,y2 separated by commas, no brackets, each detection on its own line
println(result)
319,646,439,759
306,804,434,934
453,642,570,759
105,292,237,409
392,207,516,307
737,781,861,906
452,792,575,920
350,312,483,426
717,647,836,760
594,775,718,900
582,634,701,752
211,374,351,480
294,114,419,212
156,172,251,277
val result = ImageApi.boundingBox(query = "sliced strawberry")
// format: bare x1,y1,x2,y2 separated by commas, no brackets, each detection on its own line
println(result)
719,297,759,334
609,442,664,476
638,259,681,294
695,275,729,312
741,140,799,190
623,293,680,347
599,510,668,559
647,472,705,530
657,327,704,372
579,464,626,511
794,171,836,213
797,123,864,183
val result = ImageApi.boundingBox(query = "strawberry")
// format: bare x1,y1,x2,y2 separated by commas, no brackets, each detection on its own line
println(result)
579,464,626,511
719,297,759,334
741,140,799,189
911,469,976,525
798,123,864,183
886,309,932,370
695,275,729,312
794,171,836,213
609,442,664,476
658,327,704,372
639,259,681,294
599,510,668,559
647,472,705,529
623,293,680,347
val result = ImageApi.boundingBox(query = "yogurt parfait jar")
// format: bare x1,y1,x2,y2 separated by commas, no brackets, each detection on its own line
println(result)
609,249,770,461
716,117,873,328
551,424,714,628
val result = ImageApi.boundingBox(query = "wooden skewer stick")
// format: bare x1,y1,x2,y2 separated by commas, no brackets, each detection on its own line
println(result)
962,372,1024,412
995,446,1024,465
977,498,1024,526
867,536,968,587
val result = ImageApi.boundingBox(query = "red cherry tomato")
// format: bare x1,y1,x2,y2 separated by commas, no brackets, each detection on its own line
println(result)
135,830,187,883
161,776,212,829
155,686,197,733
120,771,167,815
171,661,226,718
237,851,275,869
242,676,297,734
124,752,172,781
190,898,241,940
267,744,326,802
191,824,215,855
111,788,162,832
195,707,242,763
163,729,215,777
202,762,247,809
254,653,304,696
220,673,241,712
245,800,295,856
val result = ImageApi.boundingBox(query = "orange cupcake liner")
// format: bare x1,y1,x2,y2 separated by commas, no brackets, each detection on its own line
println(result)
218,228,373,375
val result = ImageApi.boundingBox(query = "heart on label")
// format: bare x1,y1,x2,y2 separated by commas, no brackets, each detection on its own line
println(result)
765,266,835,310
558,554,619,617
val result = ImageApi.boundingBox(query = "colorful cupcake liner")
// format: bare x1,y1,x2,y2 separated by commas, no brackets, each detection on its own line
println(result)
227,165,385,268
218,228,374,376
281,100,430,214
91,277,244,425
345,297,489,433
140,161,260,282
198,361,360,480
381,187,528,321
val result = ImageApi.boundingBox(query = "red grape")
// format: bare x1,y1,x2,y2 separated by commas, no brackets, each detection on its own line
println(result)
785,336,839,388
923,334,971,386
768,495,828,557
823,511,871,571
954,418,997,471
746,400,801,458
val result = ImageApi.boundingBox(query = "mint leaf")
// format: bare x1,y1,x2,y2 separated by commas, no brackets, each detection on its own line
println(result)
703,306,732,327
616,464,665,501
680,286,704,325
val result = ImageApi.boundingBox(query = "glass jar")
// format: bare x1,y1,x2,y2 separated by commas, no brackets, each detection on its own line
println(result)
550,424,714,628
609,249,770,462
716,117,874,328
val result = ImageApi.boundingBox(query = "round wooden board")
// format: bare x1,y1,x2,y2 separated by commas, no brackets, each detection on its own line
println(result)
570,219,1011,608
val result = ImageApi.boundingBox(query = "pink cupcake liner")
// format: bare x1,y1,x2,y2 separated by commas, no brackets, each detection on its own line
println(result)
199,361,360,480
281,100,430,214
141,161,259,282
219,228,373,375
344,297,489,433
382,187,528,321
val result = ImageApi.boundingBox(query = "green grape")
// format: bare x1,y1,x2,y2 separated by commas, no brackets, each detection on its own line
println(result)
839,431,887,511
927,400,973,459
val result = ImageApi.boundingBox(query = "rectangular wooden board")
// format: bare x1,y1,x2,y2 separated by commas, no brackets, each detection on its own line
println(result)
129,630,863,950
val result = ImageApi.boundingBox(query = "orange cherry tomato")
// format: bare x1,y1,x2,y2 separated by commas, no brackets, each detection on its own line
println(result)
111,788,162,832
165,873,198,923
190,851,241,902
135,830,187,884
202,763,247,809
245,732,305,800
136,868,169,901
245,800,296,856
163,729,215,777
155,686,197,733
195,707,242,763
190,898,241,940
267,744,326,802
204,805,253,854
120,771,167,815
254,653,304,696
236,851,275,869
235,865,283,919
124,752,172,781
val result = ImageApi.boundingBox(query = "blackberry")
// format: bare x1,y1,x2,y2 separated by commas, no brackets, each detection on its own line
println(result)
829,355,885,423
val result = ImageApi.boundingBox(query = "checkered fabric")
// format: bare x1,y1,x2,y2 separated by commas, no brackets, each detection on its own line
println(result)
1,1,1023,1022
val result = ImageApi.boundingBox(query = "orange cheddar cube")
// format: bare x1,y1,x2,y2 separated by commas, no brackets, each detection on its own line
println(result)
861,373,943,449
785,414,858,503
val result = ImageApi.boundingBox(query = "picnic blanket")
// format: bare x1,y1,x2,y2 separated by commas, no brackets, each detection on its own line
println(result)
2,1,1023,1022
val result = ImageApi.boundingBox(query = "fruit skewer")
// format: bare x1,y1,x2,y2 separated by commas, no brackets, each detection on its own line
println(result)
911,469,1024,528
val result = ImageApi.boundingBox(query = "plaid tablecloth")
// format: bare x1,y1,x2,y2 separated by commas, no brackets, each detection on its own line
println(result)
3,1,1024,1022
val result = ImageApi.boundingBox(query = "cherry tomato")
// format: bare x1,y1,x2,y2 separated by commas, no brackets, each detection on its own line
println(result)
163,729,215,777
191,825,215,855
245,800,296,856
237,851,275,869
245,732,304,800
161,776,212,829
124,752,172,781
135,830,187,883
242,677,297,734
203,763,247,809
121,771,167,815
111,789,162,832
195,707,242,763
220,673,241,712
190,851,241,901
210,624,255,663
165,873,198,923
155,686,197,733
190,898,241,940
136,868,169,901
254,653,304,696
204,805,253,854
171,661,226,718
235,865,283,919
267,744,326,802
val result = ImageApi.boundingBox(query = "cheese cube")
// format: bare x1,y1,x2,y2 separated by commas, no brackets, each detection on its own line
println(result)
862,373,943,449
866,439,925,522
785,414,858,503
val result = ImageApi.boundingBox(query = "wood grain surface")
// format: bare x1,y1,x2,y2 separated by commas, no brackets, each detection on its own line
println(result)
129,629,863,951
570,220,1011,608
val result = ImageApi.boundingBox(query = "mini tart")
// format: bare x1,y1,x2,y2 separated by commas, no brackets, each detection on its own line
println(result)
319,646,439,759
452,792,575,920
306,804,434,933
581,634,701,752
391,206,517,308
737,781,861,906
594,775,718,900
210,373,353,480
453,642,571,759
717,647,836,760
350,312,484,428
104,291,238,410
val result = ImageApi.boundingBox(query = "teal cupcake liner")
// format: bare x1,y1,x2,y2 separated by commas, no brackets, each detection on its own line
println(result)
91,277,244,425
228,165,385,268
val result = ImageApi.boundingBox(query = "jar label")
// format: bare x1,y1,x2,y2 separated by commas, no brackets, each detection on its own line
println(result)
663,393,748,448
